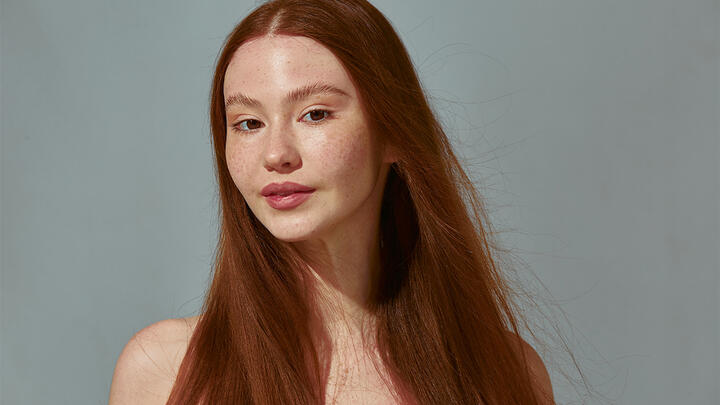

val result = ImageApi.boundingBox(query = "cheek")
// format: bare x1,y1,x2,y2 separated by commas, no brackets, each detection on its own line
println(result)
324,140,365,172
317,128,378,193
225,142,256,195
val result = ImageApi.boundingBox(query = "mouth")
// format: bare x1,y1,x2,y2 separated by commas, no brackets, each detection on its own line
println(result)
263,190,315,210
260,181,315,197
266,190,313,197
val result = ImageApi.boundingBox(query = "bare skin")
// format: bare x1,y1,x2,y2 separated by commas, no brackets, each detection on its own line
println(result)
110,313,553,405
111,315,551,405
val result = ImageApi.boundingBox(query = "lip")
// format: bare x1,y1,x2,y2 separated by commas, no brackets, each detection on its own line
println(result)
261,181,315,197
261,181,316,211
264,190,314,210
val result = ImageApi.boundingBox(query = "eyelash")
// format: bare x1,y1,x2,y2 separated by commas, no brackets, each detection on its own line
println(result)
230,109,333,134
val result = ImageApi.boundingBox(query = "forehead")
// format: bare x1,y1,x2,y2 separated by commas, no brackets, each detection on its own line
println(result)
224,34,356,97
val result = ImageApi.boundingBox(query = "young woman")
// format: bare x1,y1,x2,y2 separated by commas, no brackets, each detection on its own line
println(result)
109,0,556,404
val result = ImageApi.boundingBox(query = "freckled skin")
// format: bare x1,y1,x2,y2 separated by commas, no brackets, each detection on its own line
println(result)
223,34,394,242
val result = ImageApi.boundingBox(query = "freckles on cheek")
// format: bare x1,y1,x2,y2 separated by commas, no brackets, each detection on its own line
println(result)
225,150,253,192
344,145,368,173
319,139,367,179
327,125,372,171
226,142,252,172
225,150,240,176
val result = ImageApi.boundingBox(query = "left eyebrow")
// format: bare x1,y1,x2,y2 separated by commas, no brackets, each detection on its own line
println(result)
224,81,351,109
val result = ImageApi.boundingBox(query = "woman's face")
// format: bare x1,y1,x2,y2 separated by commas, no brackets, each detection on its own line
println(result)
223,34,394,242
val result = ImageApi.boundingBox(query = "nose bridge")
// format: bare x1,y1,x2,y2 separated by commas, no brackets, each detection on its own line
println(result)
263,114,300,171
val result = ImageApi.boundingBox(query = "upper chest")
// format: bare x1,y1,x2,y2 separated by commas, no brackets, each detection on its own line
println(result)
323,342,418,405
175,317,417,404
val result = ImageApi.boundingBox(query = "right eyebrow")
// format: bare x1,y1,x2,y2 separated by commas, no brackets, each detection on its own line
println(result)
224,81,351,109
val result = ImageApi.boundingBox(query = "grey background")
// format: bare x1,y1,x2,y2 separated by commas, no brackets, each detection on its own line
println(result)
1,0,717,404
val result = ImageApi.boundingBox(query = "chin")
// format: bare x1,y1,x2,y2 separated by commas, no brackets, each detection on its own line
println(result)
247,198,333,244
268,231,311,243
261,217,321,243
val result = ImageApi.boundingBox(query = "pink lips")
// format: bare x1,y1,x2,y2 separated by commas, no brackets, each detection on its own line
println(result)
261,181,315,210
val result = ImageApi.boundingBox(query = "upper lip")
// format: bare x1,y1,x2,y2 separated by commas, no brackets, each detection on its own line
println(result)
261,182,315,196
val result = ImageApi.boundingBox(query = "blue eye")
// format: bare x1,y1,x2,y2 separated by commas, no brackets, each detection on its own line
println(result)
302,109,331,123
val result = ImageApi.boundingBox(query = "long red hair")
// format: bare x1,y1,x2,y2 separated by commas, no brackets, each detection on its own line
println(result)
167,0,558,403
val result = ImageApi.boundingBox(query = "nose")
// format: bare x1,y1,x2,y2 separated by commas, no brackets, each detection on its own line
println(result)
262,121,302,173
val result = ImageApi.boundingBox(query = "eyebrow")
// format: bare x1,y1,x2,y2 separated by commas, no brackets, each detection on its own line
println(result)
224,81,351,109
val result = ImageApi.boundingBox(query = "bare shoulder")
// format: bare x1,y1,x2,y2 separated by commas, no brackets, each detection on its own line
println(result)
108,315,200,405
505,331,555,405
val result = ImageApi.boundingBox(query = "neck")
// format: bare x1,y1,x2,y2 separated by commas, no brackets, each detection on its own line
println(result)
294,226,381,340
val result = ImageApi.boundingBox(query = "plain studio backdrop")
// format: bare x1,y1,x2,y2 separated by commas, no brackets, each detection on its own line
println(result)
1,0,717,404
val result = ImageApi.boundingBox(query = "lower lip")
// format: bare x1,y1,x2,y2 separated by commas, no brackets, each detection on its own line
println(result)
264,191,314,210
